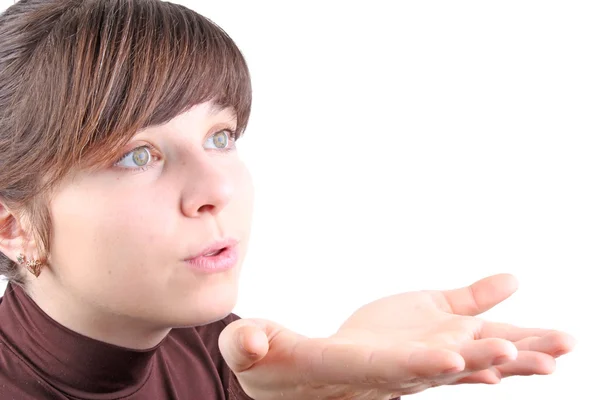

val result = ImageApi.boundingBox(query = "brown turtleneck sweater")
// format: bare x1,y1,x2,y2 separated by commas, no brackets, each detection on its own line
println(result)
0,283,253,399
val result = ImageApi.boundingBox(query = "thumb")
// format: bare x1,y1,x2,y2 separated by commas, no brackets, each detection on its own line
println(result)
442,273,519,316
219,318,270,373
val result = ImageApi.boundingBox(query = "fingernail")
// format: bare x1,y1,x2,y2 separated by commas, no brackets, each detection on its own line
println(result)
492,355,512,365
443,366,462,374
552,349,568,357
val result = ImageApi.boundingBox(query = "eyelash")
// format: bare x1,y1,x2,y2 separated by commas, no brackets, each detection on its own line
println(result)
113,128,238,174
114,143,159,174
215,128,238,152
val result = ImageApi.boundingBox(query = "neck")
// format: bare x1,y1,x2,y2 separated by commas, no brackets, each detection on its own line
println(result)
26,278,169,350
0,282,163,397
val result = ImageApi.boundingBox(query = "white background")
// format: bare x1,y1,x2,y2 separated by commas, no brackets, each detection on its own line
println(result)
1,1,598,399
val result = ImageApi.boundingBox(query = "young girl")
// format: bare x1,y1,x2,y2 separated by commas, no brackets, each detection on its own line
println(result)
0,1,574,399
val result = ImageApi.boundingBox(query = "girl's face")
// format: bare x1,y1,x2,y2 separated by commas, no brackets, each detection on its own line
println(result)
39,102,254,340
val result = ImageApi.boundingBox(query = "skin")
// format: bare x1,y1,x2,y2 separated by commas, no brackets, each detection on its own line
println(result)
0,102,254,350
219,274,576,399
0,102,575,398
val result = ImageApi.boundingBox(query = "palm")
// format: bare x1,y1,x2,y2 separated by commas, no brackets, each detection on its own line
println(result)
332,274,574,390
336,290,485,347
223,274,575,399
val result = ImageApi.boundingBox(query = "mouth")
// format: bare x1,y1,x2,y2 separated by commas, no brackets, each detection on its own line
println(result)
184,238,240,273
186,238,239,260
203,248,226,257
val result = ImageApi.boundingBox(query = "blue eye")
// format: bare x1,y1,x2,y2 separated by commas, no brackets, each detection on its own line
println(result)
115,146,152,168
205,130,235,150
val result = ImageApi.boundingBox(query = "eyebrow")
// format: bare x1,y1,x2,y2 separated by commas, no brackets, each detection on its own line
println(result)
208,103,229,116
207,103,238,124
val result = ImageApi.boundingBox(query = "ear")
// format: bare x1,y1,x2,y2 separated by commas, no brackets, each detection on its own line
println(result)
0,201,34,263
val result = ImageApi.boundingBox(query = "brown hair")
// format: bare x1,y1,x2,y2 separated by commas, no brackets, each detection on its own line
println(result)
0,0,252,284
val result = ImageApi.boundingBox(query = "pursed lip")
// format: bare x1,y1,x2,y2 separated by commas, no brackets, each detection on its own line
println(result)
184,238,239,260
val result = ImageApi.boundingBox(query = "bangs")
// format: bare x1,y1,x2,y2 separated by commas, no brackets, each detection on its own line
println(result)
24,0,251,178
0,0,253,279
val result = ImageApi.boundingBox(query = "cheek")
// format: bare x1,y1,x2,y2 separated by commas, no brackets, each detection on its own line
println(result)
48,187,173,280
47,162,254,283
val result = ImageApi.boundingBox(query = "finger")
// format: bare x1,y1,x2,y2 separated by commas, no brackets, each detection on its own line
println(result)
479,322,575,348
478,322,553,341
219,319,271,373
513,331,576,357
494,351,556,377
513,337,540,350
451,350,557,385
295,340,465,386
451,369,501,385
459,338,518,371
438,273,518,316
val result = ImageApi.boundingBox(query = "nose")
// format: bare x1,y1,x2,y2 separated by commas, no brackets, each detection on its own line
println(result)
180,153,235,218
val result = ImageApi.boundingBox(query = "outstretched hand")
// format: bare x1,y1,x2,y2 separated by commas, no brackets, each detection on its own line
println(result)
219,274,575,399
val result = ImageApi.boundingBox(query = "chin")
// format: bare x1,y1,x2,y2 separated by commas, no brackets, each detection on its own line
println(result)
167,284,239,328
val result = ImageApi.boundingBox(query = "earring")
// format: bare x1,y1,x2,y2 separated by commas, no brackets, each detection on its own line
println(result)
16,253,43,278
